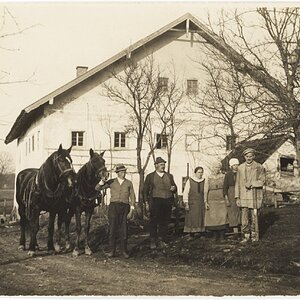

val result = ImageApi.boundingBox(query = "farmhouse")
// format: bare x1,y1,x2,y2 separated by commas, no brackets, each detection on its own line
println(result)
5,13,257,203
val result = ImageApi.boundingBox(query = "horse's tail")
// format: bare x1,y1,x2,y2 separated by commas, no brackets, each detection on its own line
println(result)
16,169,37,229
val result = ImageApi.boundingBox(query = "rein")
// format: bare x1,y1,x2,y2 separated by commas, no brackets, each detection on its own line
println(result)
36,153,73,199
76,160,106,205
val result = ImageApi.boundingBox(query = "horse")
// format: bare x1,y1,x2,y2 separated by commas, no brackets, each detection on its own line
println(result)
65,148,108,256
16,144,76,256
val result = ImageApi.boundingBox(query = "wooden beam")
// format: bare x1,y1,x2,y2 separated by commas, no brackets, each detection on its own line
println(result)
186,19,190,37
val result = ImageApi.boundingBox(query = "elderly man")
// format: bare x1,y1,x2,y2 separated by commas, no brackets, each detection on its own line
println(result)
235,148,265,242
143,157,177,250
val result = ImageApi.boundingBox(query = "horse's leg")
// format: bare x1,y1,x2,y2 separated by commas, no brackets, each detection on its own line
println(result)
72,208,82,257
65,207,75,251
55,210,64,253
84,208,93,255
28,211,39,257
47,211,56,254
18,205,26,251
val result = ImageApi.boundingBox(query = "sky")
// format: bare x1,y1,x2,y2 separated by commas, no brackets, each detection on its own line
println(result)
0,1,296,160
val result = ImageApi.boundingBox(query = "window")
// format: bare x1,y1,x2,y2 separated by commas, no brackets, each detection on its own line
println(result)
72,131,84,146
25,141,28,156
187,79,198,95
114,132,126,148
226,135,236,151
158,77,168,92
156,133,168,149
28,138,31,154
280,156,294,173
32,135,35,152
185,134,200,151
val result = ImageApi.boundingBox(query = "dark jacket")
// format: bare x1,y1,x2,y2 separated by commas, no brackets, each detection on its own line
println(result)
143,171,177,203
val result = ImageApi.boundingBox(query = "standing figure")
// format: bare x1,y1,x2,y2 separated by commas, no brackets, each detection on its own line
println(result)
235,148,265,242
143,157,177,250
205,161,228,241
223,158,241,236
183,166,208,237
96,164,136,258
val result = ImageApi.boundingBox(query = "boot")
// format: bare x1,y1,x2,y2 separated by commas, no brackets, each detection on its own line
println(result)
240,233,250,243
107,239,116,258
150,238,157,250
121,240,130,259
251,231,259,242
214,231,220,242
219,230,226,242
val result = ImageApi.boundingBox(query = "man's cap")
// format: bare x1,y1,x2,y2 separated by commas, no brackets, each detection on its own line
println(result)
229,158,239,167
242,148,255,156
115,164,127,173
154,157,166,164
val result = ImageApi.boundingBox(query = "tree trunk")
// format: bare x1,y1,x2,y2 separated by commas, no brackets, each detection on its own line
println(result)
167,151,171,173
137,171,145,219
136,138,145,218
293,122,300,177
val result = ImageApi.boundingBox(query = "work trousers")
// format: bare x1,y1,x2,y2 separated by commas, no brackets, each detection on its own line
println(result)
241,207,259,240
108,202,130,248
149,197,173,242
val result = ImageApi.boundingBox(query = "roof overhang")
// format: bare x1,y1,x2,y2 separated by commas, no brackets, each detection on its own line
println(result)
5,12,235,144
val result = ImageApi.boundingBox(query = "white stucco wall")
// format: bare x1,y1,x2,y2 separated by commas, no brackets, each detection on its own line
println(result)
15,29,233,197
263,140,296,175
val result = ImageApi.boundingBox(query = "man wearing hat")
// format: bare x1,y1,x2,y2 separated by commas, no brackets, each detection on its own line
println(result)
96,164,136,258
143,157,177,250
223,158,241,237
235,148,265,242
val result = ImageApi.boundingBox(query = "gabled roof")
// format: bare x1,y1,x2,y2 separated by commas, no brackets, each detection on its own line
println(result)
5,12,233,144
222,134,295,170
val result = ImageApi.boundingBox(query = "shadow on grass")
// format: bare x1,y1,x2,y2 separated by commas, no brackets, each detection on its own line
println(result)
259,211,280,238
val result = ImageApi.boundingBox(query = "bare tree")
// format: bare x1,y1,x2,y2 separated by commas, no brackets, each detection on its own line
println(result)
0,151,14,188
196,8,300,174
153,69,185,172
191,49,271,151
102,56,166,216
0,6,36,87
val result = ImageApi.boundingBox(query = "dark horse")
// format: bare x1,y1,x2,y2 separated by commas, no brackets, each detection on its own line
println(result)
65,149,108,256
16,144,76,256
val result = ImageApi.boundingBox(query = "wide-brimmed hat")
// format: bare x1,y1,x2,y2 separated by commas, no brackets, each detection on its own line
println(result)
229,158,239,167
242,148,255,156
154,157,166,164
115,164,127,173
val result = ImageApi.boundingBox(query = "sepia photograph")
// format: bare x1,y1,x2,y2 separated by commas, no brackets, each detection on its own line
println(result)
0,1,299,296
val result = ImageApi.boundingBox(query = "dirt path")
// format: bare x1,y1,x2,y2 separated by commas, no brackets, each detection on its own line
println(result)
0,225,299,296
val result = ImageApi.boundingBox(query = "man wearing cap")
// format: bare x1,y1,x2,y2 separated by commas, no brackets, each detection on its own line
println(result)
143,157,177,249
235,148,265,242
96,164,136,258
223,158,241,236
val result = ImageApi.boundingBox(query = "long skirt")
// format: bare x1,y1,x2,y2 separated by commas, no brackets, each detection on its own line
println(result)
227,186,241,227
205,189,228,230
184,198,205,233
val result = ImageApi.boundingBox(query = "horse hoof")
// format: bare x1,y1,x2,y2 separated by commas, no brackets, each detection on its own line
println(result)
72,249,79,257
65,242,71,251
48,249,56,255
54,244,61,253
27,250,35,257
85,247,92,256
18,245,25,251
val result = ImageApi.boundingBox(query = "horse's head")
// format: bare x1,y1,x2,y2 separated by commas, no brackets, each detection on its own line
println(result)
89,149,108,182
53,144,76,188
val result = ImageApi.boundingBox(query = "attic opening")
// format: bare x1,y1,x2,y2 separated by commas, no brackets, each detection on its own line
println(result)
280,156,294,173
